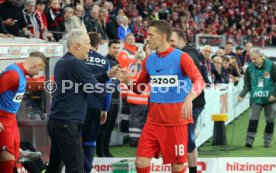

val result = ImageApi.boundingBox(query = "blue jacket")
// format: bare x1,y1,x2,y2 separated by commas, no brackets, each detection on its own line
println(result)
117,25,131,40
49,52,110,124
85,50,111,111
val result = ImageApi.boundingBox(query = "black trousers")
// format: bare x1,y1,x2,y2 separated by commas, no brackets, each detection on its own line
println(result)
45,119,84,173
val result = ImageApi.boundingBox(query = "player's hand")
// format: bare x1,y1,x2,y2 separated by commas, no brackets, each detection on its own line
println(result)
0,122,4,132
107,65,120,78
116,68,129,83
182,99,193,120
268,95,276,102
238,96,243,102
100,111,107,125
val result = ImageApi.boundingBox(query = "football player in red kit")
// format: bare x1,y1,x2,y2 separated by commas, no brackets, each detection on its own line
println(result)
0,52,46,173
119,20,205,173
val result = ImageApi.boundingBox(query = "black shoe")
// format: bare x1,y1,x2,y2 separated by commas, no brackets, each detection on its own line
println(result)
97,152,106,157
105,151,113,157
245,143,253,148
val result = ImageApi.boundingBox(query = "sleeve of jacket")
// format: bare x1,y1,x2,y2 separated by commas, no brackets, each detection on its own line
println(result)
102,61,112,111
117,26,124,40
73,60,109,98
239,67,251,98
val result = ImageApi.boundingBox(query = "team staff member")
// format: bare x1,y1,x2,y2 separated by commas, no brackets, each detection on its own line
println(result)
170,28,207,173
82,32,112,173
97,39,121,157
0,52,47,173
119,20,205,173
45,29,120,173
117,33,138,68
238,48,276,148
127,50,149,147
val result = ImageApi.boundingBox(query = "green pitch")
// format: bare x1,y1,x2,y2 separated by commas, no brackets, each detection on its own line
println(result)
110,109,276,157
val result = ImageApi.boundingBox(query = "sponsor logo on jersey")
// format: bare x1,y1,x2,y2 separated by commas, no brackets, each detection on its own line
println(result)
13,92,24,103
87,56,106,65
150,75,178,87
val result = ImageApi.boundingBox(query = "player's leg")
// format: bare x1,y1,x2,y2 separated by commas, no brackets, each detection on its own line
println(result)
0,120,17,173
158,125,188,173
188,106,204,173
136,123,160,173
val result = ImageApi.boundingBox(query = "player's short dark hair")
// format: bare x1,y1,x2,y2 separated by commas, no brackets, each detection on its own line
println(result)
172,28,185,42
88,32,101,48
148,20,172,42
108,39,120,47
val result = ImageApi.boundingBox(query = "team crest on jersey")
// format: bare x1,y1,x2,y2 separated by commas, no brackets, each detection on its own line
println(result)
13,92,24,103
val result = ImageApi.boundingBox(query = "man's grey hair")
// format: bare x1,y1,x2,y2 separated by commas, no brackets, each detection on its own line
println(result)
67,29,87,48
250,48,264,57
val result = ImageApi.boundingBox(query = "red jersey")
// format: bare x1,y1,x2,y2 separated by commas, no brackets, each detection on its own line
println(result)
132,47,205,126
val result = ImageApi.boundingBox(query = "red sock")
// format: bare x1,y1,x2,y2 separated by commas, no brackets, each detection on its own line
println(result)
172,168,185,173
136,166,150,173
0,160,15,173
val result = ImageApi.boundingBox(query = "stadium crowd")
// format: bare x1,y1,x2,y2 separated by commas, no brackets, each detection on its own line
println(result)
0,0,275,47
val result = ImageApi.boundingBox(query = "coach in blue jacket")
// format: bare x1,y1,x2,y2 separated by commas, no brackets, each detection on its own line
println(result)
46,29,120,173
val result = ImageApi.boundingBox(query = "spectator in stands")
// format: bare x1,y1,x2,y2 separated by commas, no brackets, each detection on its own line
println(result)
0,16,14,38
83,0,93,18
224,41,237,57
22,0,43,39
270,25,276,46
229,56,241,85
241,42,253,67
125,2,139,18
222,56,231,74
158,3,169,20
198,45,212,84
117,9,125,17
84,5,102,33
35,0,47,31
63,7,74,33
98,8,109,41
236,46,243,71
104,1,116,19
211,56,229,84
131,16,147,43
117,15,132,41
106,15,121,40
238,48,276,148
71,5,87,31
0,0,28,37
45,0,65,41
216,48,225,57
